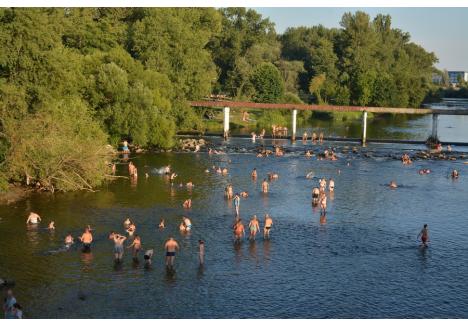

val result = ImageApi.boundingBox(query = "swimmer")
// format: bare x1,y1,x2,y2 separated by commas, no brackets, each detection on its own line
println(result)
48,221,55,230
79,227,93,252
204,169,210,173
263,214,273,239
64,233,74,246
302,131,308,142
164,237,179,269
261,179,269,193
126,223,136,237
183,199,192,209
222,168,228,175
306,171,314,179
123,217,132,229
268,173,279,180
111,233,127,262
183,216,192,231
159,218,165,229
26,212,41,225
186,181,194,188
329,178,335,192
447,145,452,152
389,180,398,189
179,222,186,232
248,215,260,240
451,169,459,179
312,132,317,143
319,193,327,213
233,193,240,217
319,178,327,193
240,191,249,198
144,249,154,264
312,187,320,206
127,235,142,258
170,172,177,183
198,240,205,265
233,218,245,242
319,132,324,143
251,168,257,179
417,224,429,247
251,132,257,142
305,150,312,158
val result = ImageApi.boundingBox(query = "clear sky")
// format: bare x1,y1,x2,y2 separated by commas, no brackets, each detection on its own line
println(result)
253,7,468,71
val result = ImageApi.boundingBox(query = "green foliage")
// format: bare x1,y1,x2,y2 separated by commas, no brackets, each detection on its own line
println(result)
251,63,284,103
4,99,112,192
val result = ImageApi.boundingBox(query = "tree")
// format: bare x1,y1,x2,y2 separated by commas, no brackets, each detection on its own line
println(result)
251,63,285,103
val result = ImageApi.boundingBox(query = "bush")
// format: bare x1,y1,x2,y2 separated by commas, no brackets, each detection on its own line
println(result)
4,99,113,192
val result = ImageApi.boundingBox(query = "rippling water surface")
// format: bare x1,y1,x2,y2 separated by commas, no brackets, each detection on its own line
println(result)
1,138,468,318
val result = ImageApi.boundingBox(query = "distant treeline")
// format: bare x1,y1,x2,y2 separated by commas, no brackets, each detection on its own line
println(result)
0,8,438,191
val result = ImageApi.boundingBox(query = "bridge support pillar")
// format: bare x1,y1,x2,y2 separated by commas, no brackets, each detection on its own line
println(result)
291,109,297,143
223,107,230,140
362,111,368,145
431,113,439,140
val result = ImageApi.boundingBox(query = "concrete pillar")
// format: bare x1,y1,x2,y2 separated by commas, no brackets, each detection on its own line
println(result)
431,113,439,139
223,107,230,139
362,111,368,145
291,109,297,142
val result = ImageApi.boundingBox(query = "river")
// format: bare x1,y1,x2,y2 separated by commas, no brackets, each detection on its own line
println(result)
1,99,468,318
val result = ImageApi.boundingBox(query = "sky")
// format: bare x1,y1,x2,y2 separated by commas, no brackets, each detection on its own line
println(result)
253,7,468,71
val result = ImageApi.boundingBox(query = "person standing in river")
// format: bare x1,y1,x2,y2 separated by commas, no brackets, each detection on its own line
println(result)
251,168,257,180
26,212,41,225
417,224,429,247
233,218,245,243
164,237,179,269
3,289,16,319
128,235,142,259
79,227,93,252
261,179,269,193
264,214,273,239
233,193,241,217
110,232,127,262
248,215,260,240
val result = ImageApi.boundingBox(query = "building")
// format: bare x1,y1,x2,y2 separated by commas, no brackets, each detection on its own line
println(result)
448,71,468,85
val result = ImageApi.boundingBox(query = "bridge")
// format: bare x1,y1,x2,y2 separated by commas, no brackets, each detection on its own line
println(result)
190,100,468,144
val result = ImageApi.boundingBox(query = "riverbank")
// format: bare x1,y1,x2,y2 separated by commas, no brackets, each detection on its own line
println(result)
0,185,33,205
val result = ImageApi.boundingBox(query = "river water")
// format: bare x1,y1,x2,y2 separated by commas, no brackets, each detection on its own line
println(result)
1,100,468,318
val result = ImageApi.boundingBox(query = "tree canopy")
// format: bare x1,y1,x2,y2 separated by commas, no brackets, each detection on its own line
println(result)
0,8,439,191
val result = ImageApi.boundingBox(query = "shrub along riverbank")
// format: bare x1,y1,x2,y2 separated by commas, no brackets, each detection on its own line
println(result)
0,8,438,192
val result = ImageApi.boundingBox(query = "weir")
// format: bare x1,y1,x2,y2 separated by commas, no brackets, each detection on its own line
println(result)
191,100,468,144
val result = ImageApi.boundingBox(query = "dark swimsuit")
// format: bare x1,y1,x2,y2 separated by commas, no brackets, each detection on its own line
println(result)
166,252,175,257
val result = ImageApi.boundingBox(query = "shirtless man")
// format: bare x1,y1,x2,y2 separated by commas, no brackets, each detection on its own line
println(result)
319,132,324,143
183,199,192,209
240,191,249,198
111,163,116,175
248,215,260,240
319,178,327,193
159,218,165,229
417,224,429,247
48,221,55,230
251,168,257,180
233,194,241,217
128,161,135,176
264,214,273,239
128,235,142,258
225,184,234,199
305,150,312,158
26,212,41,225
164,237,180,268
451,170,459,179
79,228,93,252
312,187,320,206
320,193,327,213
233,218,245,242
261,179,269,193
111,232,127,262
389,180,398,189
302,131,308,142
329,178,335,192
312,132,317,143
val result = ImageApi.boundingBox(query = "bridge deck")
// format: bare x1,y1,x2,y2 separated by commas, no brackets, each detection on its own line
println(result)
190,100,468,115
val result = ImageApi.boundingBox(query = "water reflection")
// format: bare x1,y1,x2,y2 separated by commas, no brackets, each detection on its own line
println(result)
320,213,327,225
26,224,40,247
